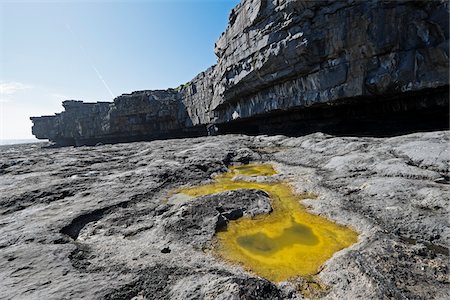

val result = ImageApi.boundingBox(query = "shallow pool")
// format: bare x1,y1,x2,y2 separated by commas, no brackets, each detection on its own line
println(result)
177,164,358,282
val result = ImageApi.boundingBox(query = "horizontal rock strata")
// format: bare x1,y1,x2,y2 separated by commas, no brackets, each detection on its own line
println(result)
31,0,449,145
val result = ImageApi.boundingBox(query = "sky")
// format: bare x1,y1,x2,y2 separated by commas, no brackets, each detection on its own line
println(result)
0,0,239,139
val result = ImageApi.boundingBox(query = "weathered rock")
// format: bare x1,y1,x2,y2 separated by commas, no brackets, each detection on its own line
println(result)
30,100,111,146
211,0,449,136
1,132,448,299
212,0,450,122
31,92,207,146
164,189,272,248
30,0,449,145
180,66,216,126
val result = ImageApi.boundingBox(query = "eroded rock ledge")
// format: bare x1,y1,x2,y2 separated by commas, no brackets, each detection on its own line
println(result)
31,0,449,145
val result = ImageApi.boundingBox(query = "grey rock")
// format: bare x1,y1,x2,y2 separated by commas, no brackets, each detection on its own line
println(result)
163,189,272,248
211,0,449,124
1,131,449,299
31,92,207,146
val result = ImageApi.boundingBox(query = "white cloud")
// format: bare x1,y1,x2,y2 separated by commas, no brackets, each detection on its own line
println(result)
0,83,68,139
0,81,32,95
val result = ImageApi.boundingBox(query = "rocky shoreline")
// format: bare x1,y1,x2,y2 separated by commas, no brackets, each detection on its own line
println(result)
1,131,448,299
7,0,450,298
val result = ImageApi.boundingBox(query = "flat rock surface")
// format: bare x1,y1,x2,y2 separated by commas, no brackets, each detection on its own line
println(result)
0,132,449,299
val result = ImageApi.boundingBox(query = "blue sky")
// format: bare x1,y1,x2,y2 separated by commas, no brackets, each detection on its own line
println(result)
0,0,239,139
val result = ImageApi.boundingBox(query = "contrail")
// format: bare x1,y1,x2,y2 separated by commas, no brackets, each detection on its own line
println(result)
92,66,115,98
65,23,115,98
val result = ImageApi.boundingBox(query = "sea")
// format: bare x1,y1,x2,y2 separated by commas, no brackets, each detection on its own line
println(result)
0,139,48,146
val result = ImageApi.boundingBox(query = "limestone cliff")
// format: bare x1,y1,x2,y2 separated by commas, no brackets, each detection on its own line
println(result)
211,0,449,123
31,91,205,146
31,0,449,145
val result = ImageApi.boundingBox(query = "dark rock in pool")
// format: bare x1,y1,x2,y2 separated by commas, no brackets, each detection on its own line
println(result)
161,247,171,254
163,189,273,249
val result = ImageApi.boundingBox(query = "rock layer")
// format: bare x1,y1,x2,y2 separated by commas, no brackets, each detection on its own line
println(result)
212,0,449,119
31,0,449,145
31,92,206,146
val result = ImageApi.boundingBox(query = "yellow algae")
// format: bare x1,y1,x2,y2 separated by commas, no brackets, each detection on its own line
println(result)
177,163,358,282
230,163,278,177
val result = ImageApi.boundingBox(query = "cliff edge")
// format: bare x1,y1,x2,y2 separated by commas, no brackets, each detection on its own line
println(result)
31,0,449,145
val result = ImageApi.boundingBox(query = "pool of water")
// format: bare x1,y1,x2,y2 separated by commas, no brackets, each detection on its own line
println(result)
177,164,358,282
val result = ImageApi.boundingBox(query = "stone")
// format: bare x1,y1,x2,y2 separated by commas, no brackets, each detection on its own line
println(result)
162,189,272,248
1,131,449,299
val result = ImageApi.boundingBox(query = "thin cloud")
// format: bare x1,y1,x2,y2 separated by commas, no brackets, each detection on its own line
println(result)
0,82,32,95
92,66,115,98
65,23,115,98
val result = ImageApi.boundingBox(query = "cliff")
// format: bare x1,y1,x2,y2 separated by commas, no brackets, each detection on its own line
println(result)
31,0,449,145
31,92,205,146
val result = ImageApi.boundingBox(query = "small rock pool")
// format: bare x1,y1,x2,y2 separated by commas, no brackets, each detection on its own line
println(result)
176,164,358,282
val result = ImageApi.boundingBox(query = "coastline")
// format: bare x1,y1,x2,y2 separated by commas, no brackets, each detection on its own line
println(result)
0,139,47,146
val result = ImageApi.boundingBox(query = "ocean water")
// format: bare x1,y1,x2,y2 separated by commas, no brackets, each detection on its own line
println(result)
0,139,47,146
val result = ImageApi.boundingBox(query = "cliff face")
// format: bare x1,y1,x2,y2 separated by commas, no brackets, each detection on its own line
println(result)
211,0,449,123
31,0,449,145
31,101,111,146
180,66,216,126
107,90,201,143
31,92,205,146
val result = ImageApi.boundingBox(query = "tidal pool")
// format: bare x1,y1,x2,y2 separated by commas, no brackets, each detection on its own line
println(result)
177,164,358,282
